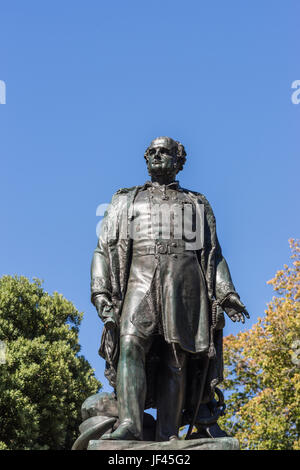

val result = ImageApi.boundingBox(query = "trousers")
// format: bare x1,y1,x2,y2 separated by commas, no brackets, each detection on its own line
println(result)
117,334,187,441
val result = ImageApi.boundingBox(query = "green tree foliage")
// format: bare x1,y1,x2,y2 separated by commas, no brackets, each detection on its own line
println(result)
0,275,101,450
219,239,300,450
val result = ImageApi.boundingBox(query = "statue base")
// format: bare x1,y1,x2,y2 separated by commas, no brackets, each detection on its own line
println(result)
87,437,239,451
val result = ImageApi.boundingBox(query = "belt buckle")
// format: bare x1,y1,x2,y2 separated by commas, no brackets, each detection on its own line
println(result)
156,243,167,254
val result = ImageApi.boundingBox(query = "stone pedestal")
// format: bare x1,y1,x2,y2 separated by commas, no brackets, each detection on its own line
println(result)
87,437,239,451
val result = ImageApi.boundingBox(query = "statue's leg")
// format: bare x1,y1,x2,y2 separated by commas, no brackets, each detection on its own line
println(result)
155,342,187,441
101,334,152,441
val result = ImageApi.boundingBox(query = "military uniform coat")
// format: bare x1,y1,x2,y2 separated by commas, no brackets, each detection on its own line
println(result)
91,182,237,406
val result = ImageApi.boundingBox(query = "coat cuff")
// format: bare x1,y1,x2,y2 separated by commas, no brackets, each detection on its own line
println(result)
215,281,238,305
91,277,111,304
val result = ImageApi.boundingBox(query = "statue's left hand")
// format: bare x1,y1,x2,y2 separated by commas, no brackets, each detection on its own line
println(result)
222,294,250,324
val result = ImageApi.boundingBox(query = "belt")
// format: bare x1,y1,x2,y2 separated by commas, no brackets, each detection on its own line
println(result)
133,242,194,256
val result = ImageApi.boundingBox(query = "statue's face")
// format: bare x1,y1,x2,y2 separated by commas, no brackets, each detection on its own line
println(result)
146,139,178,177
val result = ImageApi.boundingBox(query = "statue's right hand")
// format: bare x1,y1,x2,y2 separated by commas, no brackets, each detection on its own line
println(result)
94,294,111,315
94,295,118,330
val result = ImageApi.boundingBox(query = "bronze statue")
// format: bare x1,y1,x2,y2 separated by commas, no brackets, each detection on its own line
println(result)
90,136,249,442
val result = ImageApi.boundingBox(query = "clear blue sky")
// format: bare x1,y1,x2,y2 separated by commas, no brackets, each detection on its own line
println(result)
0,1,299,393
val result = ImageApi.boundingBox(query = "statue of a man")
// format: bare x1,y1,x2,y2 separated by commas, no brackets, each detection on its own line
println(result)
91,137,249,442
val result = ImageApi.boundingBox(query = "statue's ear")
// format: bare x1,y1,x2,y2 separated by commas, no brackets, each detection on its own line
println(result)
176,163,183,174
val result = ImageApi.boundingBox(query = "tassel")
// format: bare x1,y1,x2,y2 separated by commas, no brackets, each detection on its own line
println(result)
208,300,218,358
208,324,216,358
172,343,181,370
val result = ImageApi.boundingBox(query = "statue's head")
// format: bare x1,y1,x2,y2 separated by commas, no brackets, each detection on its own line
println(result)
144,136,186,179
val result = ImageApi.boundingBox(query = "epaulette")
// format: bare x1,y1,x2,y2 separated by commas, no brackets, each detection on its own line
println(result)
181,187,210,204
114,185,141,195
182,188,216,224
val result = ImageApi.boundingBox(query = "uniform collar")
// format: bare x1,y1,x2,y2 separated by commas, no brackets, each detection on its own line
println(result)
143,180,181,190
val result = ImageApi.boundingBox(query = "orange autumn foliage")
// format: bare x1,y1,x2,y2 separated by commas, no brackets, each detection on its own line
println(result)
219,239,300,450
